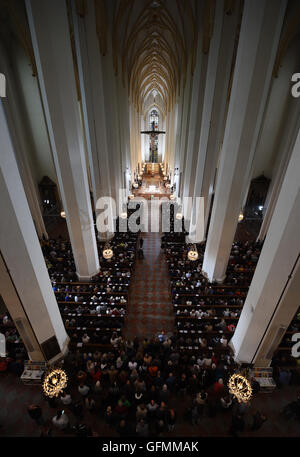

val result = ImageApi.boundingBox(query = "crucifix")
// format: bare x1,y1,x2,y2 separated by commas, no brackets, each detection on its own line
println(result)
141,121,165,163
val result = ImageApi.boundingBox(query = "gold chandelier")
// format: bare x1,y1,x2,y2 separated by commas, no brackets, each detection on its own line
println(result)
43,368,68,398
188,244,198,261
102,242,113,259
228,373,252,403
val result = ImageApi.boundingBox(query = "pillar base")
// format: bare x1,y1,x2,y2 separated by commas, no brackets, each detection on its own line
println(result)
97,232,115,242
76,268,100,281
47,335,70,365
201,269,226,284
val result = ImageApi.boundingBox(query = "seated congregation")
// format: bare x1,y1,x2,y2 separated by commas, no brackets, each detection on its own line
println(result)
0,207,298,437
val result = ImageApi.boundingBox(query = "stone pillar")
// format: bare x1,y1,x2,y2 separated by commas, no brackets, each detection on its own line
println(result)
0,100,69,363
26,0,99,280
182,33,209,200
0,43,48,240
187,0,224,243
257,98,300,241
202,0,287,282
200,4,240,238
230,125,300,366
71,2,111,215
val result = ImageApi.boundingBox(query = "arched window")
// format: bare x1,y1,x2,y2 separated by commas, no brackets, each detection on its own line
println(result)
149,109,159,130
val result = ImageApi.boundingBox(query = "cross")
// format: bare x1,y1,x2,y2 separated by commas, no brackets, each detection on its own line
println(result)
141,121,165,163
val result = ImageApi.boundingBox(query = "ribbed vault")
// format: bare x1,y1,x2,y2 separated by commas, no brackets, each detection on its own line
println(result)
112,0,198,114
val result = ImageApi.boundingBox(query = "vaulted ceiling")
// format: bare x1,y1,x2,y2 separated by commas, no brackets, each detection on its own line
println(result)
111,0,199,114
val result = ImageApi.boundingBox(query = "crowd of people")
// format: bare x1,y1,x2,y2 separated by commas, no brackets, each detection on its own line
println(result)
0,206,299,437
25,332,268,437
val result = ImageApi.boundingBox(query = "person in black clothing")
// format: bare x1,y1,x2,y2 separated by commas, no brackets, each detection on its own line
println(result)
139,238,144,248
229,413,245,436
27,404,44,425
116,419,131,437
251,410,267,431
251,377,261,394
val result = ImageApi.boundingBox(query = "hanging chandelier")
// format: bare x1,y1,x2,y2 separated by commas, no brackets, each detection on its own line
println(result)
102,242,113,259
43,368,68,398
188,244,198,261
228,373,252,403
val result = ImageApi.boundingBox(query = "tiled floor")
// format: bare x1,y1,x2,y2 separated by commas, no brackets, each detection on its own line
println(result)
123,229,175,340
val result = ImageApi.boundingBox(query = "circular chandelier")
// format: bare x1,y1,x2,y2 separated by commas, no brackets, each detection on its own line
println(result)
103,242,113,259
188,244,198,261
228,374,252,403
43,368,68,398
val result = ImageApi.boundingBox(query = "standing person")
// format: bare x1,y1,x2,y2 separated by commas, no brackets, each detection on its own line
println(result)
139,237,144,249
27,404,44,426
251,410,267,431
166,408,177,432
229,413,245,437
52,409,69,431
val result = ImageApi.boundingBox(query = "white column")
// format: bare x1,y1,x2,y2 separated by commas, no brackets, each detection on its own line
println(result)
187,0,224,243
200,5,240,238
0,43,48,240
182,36,208,200
71,3,111,213
230,126,300,366
26,0,99,280
202,0,287,282
178,69,193,197
257,98,300,241
0,100,69,362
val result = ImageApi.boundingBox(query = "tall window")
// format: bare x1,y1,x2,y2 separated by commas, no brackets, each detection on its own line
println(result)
149,109,159,130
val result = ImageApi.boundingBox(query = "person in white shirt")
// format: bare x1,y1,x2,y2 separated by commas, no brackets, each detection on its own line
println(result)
220,336,228,346
78,384,90,396
128,360,137,370
52,410,69,430
82,334,90,344
60,392,72,406
203,357,212,367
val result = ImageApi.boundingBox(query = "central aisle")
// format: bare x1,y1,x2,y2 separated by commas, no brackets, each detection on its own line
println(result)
123,230,175,339
123,173,175,339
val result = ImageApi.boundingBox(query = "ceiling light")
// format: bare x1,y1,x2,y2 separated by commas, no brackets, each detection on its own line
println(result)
103,243,113,260
188,245,198,261
228,374,252,403
43,368,68,398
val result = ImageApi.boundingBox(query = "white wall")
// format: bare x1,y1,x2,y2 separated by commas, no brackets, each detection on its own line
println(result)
12,41,57,184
